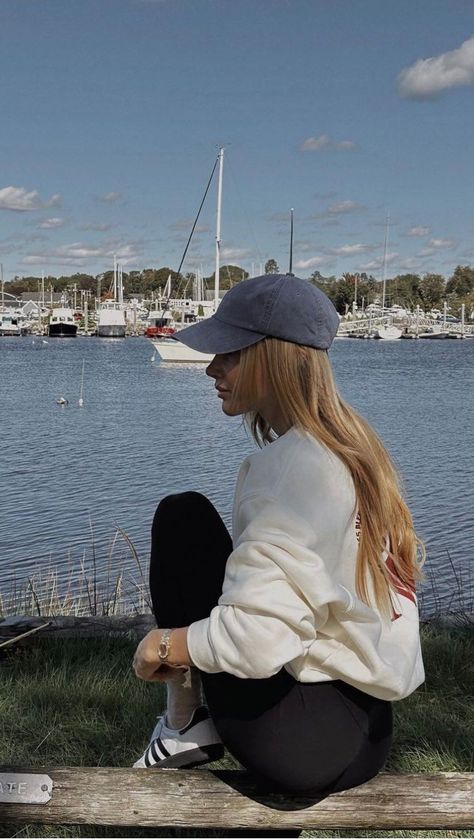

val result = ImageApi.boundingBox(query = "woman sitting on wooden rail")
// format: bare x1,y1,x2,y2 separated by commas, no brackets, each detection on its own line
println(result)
132,273,425,794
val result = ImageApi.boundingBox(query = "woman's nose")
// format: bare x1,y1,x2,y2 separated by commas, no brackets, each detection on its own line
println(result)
206,356,219,378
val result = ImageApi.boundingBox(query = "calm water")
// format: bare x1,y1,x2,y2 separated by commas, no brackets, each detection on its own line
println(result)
1,335,473,617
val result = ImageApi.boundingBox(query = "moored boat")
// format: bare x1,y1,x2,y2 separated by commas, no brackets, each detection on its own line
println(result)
152,148,224,364
145,307,176,339
151,337,212,363
97,301,126,338
0,311,21,336
98,258,126,338
48,307,78,337
374,324,402,340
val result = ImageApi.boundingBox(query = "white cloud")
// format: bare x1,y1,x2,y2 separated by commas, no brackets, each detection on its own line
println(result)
294,255,335,270
300,135,356,152
300,134,331,151
21,239,142,268
428,237,456,249
36,217,65,229
221,247,252,261
418,248,436,257
330,243,375,256
398,35,474,99
327,200,363,216
0,186,61,212
46,193,62,208
310,200,364,221
405,225,431,237
98,191,122,203
396,257,429,271
360,252,399,272
294,239,316,253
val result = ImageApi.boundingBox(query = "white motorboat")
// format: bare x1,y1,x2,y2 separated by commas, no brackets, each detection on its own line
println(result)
0,311,21,336
98,258,126,338
98,301,126,337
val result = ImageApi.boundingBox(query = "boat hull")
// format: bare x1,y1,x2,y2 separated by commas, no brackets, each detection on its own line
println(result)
48,323,78,337
418,331,450,340
151,339,212,363
0,326,21,336
98,325,126,338
374,325,402,340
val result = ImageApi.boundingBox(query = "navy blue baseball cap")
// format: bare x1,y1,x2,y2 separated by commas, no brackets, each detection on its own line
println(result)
175,274,340,353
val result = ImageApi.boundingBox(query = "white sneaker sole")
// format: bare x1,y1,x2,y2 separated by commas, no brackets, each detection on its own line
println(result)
134,742,224,769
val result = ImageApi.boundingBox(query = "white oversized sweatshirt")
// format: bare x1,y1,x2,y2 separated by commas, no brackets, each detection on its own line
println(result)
187,427,424,701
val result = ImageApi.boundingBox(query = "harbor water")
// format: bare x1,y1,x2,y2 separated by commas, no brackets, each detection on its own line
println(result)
1,335,473,618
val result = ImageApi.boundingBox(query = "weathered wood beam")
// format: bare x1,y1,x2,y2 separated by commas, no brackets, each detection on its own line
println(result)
0,614,156,641
1,613,471,645
0,768,472,830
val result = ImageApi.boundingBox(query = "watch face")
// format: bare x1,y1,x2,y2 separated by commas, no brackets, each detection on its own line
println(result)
159,630,171,660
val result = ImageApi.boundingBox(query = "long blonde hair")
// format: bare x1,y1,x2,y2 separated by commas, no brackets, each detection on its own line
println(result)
232,337,424,616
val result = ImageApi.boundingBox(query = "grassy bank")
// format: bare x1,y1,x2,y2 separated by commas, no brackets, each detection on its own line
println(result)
0,624,472,838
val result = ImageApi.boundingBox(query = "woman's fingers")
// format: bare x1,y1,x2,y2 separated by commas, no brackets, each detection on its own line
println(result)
132,657,187,682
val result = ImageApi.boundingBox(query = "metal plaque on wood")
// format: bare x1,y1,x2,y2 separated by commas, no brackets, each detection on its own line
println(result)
0,773,52,804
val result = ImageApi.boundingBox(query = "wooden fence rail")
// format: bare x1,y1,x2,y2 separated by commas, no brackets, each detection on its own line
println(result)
0,768,472,830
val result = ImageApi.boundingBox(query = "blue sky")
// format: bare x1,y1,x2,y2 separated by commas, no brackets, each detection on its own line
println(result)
1,0,474,281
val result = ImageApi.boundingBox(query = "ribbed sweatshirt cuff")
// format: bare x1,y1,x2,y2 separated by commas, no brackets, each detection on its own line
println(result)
186,617,223,673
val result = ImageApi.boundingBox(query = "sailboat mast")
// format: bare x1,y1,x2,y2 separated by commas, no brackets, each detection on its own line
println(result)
113,255,117,302
118,262,123,306
214,147,224,310
381,212,390,313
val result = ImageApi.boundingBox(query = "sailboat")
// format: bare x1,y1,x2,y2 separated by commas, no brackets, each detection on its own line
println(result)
151,148,225,363
374,214,402,340
97,257,126,338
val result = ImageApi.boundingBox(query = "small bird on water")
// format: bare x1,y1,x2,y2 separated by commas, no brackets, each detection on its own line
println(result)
56,397,69,406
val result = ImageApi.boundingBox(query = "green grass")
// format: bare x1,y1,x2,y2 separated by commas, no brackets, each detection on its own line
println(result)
0,625,472,838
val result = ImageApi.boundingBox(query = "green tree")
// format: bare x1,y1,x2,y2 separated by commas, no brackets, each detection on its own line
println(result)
205,265,248,291
390,274,421,309
309,271,337,287
419,273,445,309
265,258,279,274
320,278,354,313
446,265,474,298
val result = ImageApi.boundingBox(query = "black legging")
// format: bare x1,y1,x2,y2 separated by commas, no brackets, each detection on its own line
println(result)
149,491,393,794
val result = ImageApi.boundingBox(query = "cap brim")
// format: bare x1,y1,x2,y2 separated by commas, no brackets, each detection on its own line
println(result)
173,314,265,354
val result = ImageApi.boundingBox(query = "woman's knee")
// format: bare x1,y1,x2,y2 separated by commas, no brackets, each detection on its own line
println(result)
152,491,210,528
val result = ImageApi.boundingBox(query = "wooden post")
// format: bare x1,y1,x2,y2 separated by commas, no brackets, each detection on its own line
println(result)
0,769,472,830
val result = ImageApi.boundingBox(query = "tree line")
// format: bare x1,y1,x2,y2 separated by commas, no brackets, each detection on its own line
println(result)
5,262,474,317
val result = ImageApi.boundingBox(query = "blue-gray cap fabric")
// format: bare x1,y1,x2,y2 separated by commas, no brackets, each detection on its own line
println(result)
175,273,340,354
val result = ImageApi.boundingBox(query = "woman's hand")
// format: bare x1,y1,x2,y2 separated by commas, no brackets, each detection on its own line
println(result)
132,627,191,682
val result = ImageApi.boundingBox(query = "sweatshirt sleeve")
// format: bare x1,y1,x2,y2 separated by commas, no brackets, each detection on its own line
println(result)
186,493,337,679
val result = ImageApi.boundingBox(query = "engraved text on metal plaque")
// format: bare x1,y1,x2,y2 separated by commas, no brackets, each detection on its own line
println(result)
0,773,52,804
